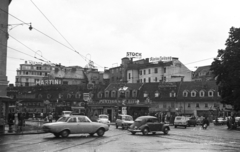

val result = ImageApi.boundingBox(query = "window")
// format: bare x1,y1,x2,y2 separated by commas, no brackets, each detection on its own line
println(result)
199,90,205,97
125,90,130,98
164,67,166,73
187,103,191,108
111,91,116,98
205,103,208,108
154,68,158,73
139,70,142,75
132,90,137,97
143,91,148,97
183,91,188,97
155,91,160,97
144,78,146,83
163,103,167,108
98,92,102,98
196,103,200,108
128,73,131,79
170,91,176,97
191,91,196,97
105,91,109,98
67,94,72,98
75,93,81,98
217,91,221,97
144,70,146,75
148,69,151,74
148,77,151,83
208,90,214,97
68,117,77,123
155,77,157,82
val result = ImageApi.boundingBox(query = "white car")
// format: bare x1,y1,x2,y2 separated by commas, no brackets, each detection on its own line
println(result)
97,115,111,127
174,116,189,128
116,114,134,129
42,115,109,138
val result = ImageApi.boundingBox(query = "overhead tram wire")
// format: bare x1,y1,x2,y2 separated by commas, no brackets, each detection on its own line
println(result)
1,7,105,69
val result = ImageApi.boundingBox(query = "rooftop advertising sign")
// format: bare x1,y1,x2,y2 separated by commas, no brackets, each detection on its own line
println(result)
126,52,142,59
149,56,172,62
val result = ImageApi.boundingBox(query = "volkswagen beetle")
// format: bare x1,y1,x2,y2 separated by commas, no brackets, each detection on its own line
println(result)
128,116,170,135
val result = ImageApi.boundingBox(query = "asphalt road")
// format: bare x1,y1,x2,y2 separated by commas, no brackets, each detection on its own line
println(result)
0,124,240,152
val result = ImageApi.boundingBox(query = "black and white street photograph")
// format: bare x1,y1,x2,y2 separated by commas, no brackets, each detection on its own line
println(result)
1,0,240,152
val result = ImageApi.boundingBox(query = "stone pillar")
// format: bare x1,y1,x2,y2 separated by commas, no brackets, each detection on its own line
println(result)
0,0,10,118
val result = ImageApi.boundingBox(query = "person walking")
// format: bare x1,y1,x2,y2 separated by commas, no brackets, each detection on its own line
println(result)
48,113,53,123
14,112,19,132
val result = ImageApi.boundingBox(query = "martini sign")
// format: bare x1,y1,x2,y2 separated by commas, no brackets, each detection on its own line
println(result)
149,56,172,63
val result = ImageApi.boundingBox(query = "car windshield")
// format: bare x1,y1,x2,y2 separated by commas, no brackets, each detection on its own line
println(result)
57,117,70,122
123,116,133,121
99,115,108,119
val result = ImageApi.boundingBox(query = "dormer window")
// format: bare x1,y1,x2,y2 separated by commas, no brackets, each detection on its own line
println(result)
132,90,137,97
208,90,214,97
170,91,176,97
75,93,81,98
125,90,130,98
105,91,109,98
58,94,63,99
191,91,197,97
98,92,102,98
183,90,188,97
111,90,116,98
217,91,221,97
199,90,205,97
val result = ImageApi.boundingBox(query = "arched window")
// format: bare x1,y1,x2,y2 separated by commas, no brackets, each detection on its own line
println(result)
191,91,197,97
111,90,116,98
170,91,176,97
208,90,214,97
199,90,205,97
183,90,188,97
105,91,109,98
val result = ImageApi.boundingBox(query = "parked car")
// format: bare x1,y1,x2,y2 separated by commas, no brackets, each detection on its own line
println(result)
187,117,197,127
42,115,109,138
213,117,227,125
174,116,188,128
97,114,111,127
128,116,170,135
235,117,240,127
116,114,134,129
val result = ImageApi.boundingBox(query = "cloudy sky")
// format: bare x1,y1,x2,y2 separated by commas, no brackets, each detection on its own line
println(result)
6,0,240,84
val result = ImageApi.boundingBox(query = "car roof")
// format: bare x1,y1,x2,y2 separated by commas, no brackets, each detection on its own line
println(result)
137,116,157,119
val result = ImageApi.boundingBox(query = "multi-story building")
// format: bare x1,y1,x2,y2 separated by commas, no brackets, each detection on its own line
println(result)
192,65,215,81
15,61,54,87
109,57,192,84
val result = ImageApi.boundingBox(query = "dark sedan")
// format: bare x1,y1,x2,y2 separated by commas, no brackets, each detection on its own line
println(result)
187,117,197,127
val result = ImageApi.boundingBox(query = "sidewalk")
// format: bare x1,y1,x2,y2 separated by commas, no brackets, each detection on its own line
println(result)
2,120,46,135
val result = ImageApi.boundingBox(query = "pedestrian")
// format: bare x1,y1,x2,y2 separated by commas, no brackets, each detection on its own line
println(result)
48,113,53,123
14,111,19,132
18,112,24,132
8,112,14,132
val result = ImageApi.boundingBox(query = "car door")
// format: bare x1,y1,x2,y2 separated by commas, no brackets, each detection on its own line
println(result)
67,117,78,134
147,118,159,131
77,116,92,133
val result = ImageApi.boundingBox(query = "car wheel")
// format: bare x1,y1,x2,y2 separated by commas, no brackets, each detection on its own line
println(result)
61,130,69,138
116,124,118,129
89,133,94,137
174,125,177,128
131,132,136,135
53,133,60,138
163,127,169,135
97,129,105,137
142,128,149,135
122,124,125,130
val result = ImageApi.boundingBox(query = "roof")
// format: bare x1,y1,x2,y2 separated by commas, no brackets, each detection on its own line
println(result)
137,116,157,119
105,83,143,91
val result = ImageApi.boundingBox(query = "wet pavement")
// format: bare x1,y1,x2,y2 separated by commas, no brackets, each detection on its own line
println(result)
0,123,240,152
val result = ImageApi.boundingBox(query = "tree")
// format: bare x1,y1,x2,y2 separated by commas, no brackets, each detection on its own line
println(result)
211,27,240,111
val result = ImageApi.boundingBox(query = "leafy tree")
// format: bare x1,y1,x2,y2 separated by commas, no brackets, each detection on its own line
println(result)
211,27,240,111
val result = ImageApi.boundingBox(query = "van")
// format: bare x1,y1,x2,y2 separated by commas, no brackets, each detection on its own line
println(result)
174,116,189,128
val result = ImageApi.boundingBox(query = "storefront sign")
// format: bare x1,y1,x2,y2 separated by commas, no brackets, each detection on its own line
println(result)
99,99,139,104
126,52,142,59
35,79,62,85
149,56,172,62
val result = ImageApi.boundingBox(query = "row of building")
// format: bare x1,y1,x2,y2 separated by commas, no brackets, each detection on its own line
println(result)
1,56,230,122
